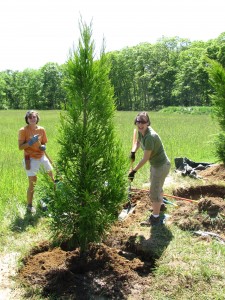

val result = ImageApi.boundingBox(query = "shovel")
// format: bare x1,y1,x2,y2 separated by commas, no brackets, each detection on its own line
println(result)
163,197,178,207
118,180,136,221
118,129,137,221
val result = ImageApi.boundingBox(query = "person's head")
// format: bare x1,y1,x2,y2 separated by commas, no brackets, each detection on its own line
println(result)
25,110,40,124
134,112,150,126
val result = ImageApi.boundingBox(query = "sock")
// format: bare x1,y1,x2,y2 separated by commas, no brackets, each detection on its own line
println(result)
153,214,159,218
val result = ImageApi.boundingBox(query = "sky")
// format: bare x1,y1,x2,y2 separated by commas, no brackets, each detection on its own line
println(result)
0,0,224,71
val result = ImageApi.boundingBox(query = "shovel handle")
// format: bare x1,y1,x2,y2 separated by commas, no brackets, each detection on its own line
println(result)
37,139,54,165
131,128,137,152
130,129,137,171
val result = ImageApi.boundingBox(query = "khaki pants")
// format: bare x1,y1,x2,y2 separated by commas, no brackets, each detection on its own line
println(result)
150,161,171,203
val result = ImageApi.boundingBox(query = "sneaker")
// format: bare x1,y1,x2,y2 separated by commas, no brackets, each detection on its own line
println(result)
150,215,161,226
140,214,161,226
26,205,36,214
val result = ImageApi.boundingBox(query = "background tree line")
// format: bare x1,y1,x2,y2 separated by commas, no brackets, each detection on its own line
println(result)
0,32,224,110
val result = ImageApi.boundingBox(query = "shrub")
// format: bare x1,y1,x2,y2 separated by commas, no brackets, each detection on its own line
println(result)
206,58,225,164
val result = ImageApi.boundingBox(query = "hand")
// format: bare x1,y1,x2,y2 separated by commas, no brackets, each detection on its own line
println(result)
39,144,46,151
128,170,136,181
28,134,39,146
129,151,135,162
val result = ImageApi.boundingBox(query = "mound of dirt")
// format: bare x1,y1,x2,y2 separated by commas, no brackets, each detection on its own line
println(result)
198,163,225,182
18,170,225,299
20,241,151,299
169,177,225,238
169,196,225,234
19,189,156,299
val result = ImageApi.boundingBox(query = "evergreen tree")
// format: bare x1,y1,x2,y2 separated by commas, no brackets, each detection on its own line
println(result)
49,21,127,252
206,58,225,163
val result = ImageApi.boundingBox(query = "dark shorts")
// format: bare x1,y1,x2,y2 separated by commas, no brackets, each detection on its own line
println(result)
150,161,171,203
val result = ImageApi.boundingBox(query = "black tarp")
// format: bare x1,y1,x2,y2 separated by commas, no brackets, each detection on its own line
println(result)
174,157,214,178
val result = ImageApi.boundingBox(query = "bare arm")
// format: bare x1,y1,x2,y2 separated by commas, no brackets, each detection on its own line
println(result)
18,140,30,150
133,149,151,172
132,140,141,153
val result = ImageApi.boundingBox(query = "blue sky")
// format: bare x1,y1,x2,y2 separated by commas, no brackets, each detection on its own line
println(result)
0,0,224,71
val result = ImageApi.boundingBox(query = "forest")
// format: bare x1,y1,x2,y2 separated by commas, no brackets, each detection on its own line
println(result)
0,32,224,111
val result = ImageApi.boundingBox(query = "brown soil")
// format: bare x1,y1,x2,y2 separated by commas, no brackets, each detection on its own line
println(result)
18,164,225,299
198,163,225,182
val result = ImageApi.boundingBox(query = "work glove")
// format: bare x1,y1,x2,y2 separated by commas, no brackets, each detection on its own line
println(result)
39,144,46,151
129,151,135,162
28,134,39,146
128,170,136,181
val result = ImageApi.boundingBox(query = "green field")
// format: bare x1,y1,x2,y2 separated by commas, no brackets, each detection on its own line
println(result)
0,110,224,299
0,110,219,223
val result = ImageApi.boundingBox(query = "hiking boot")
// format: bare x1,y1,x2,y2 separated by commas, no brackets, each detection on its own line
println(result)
140,215,161,226
26,205,36,214
150,215,161,226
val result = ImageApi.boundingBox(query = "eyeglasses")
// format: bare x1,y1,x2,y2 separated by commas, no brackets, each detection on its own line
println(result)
135,119,147,124
28,115,37,119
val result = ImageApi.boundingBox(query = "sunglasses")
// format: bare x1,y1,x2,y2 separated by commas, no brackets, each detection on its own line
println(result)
28,115,37,119
135,119,147,124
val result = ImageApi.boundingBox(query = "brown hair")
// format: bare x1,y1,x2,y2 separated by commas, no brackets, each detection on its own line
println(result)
134,111,151,126
25,110,40,124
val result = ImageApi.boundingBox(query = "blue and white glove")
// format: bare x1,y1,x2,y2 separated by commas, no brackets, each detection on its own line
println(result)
28,134,39,146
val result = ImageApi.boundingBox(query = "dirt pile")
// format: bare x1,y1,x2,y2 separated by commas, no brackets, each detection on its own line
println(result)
20,241,151,299
198,163,225,182
169,196,225,234
19,189,155,300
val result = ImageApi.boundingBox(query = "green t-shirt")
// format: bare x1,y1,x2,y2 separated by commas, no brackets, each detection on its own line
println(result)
138,127,169,167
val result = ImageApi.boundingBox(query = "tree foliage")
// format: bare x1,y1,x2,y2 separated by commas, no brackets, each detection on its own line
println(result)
206,58,225,163
48,21,127,252
0,64,65,110
0,32,225,110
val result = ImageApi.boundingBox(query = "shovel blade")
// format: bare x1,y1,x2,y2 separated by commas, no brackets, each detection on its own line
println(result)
118,203,136,221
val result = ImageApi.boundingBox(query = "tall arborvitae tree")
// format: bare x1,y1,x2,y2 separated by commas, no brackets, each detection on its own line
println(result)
206,58,225,163
49,20,127,251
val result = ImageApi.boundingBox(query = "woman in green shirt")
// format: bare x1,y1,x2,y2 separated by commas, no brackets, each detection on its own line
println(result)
128,112,171,226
